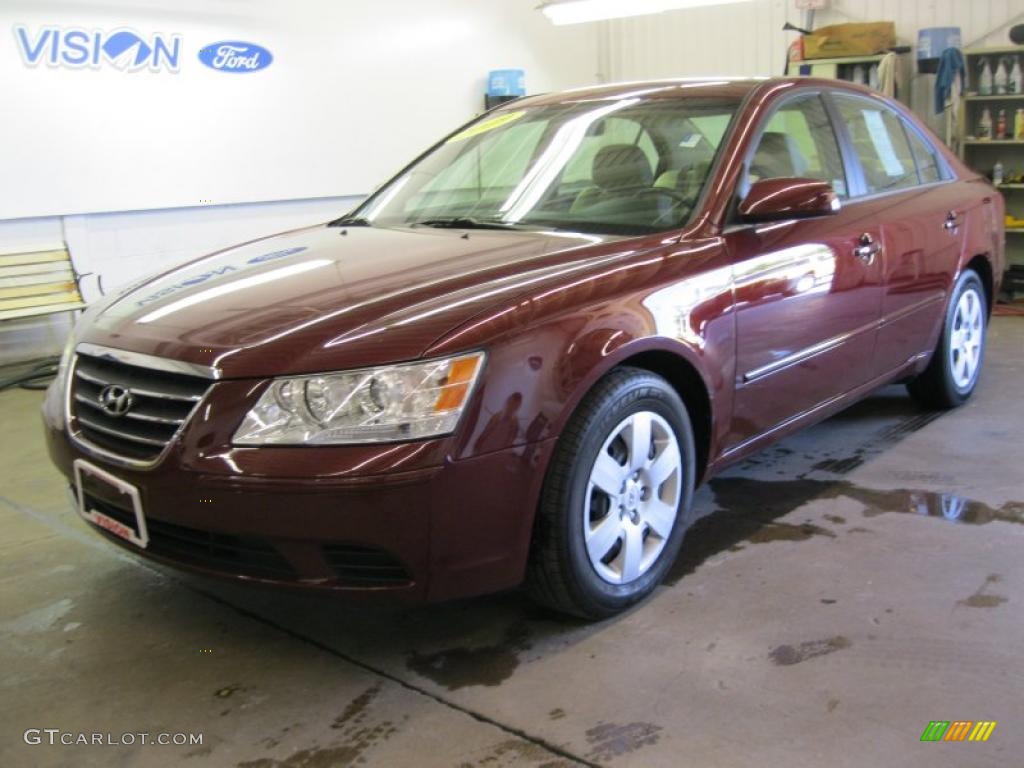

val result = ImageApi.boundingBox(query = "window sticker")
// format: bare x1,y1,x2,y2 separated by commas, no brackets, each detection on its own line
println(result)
447,111,526,143
863,110,904,177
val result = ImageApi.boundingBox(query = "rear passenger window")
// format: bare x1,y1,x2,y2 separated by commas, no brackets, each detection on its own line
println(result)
748,94,847,197
904,123,943,184
833,95,919,195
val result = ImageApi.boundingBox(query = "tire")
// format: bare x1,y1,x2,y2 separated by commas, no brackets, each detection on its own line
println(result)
907,269,988,410
526,367,696,619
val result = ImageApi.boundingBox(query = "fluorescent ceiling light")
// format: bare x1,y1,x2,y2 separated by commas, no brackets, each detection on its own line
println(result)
540,0,754,25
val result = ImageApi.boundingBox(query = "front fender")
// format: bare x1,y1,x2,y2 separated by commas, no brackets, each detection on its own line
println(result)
552,332,719,433
431,248,736,465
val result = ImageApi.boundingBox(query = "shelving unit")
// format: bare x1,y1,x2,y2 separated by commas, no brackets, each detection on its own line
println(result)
959,46,1024,297
790,52,910,103
965,94,1024,102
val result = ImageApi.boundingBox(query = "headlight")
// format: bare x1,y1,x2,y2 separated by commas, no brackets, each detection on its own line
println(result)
233,352,486,445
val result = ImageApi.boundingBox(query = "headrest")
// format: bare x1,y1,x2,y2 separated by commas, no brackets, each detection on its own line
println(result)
592,144,654,190
750,131,801,179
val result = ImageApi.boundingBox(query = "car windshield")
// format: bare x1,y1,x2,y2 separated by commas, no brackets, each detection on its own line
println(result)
348,96,740,236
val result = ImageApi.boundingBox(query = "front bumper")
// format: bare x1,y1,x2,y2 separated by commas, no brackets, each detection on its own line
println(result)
43,385,555,603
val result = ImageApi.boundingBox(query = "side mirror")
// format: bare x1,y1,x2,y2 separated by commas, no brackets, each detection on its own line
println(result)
738,178,841,222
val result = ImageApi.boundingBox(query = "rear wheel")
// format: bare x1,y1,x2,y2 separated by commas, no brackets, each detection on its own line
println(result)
527,368,695,619
907,269,987,409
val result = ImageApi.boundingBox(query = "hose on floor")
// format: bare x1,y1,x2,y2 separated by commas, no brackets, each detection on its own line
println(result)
0,356,61,391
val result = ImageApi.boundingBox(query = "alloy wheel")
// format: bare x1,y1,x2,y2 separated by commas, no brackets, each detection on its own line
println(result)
583,410,682,585
949,286,984,390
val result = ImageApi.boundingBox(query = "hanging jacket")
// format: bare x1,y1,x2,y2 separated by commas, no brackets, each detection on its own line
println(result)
877,52,899,98
935,48,965,114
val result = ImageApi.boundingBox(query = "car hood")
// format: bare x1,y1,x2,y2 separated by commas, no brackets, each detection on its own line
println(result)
81,223,626,378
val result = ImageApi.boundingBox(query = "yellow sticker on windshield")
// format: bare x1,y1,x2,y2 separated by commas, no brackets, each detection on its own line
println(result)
447,111,526,143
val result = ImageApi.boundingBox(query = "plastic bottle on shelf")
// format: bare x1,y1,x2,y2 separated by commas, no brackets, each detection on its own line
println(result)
1016,108,1024,139
994,161,1004,186
991,58,1007,94
979,58,993,95
851,64,866,85
980,107,993,139
1013,57,1023,94
997,109,1008,139
869,63,879,90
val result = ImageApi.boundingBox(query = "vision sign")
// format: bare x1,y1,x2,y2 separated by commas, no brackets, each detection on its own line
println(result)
12,27,275,75
13,25,182,72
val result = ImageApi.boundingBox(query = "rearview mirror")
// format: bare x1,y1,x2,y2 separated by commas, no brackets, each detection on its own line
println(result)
739,178,840,222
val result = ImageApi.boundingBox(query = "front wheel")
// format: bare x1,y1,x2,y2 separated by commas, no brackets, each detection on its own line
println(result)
907,269,987,409
527,368,695,619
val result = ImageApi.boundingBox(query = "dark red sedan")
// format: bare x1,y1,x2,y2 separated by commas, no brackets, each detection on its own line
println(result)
43,78,1003,618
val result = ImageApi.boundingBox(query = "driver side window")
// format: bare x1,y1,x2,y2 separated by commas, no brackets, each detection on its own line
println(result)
748,94,848,198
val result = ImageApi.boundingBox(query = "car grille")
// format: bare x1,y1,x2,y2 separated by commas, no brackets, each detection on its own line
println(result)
322,543,411,585
82,491,297,581
70,350,212,463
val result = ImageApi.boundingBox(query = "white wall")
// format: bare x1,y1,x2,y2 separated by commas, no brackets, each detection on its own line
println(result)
602,0,1024,132
0,0,598,219
604,0,1024,81
0,0,597,363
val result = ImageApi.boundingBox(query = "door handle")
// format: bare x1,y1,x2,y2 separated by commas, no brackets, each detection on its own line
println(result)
853,233,881,264
944,211,960,231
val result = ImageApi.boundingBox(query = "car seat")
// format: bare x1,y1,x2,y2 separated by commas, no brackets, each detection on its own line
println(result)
748,131,807,182
653,161,711,205
571,144,654,212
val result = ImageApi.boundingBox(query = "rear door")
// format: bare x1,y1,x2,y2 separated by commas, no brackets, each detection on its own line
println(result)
829,92,965,376
723,91,885,449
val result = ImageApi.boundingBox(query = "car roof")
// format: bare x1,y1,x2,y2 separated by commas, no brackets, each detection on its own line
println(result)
516,76,880,108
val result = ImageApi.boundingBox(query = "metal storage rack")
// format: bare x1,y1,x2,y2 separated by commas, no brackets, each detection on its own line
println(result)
959,45,1024,297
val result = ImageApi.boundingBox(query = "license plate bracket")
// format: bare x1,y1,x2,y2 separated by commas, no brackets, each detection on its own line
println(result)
73,459,149,549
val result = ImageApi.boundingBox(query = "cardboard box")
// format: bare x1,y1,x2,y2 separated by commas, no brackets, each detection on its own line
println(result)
802,22,896,60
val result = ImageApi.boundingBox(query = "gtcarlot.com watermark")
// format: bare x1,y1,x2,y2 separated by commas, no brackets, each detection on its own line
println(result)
24,729,203,747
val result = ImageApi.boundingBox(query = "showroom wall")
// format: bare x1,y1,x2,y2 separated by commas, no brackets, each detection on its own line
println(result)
0,0,597,361
603,0,1024,133
604,0,1024,81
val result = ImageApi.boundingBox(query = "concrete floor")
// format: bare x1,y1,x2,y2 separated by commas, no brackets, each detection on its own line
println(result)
2,319,1022,768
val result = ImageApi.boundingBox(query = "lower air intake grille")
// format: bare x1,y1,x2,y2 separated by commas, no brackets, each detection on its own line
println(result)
322,544,411,585
82,491,296,580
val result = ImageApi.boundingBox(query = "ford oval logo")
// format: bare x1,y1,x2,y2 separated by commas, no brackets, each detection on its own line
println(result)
198,41,272,73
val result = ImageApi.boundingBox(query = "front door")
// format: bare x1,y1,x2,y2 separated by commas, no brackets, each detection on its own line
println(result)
724,92,884,449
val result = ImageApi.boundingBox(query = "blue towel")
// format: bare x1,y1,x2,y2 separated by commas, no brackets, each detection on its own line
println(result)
935,47,965,114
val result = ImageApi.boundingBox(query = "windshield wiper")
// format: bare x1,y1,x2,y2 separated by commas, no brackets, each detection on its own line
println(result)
328,215,371,227
409,216,522,230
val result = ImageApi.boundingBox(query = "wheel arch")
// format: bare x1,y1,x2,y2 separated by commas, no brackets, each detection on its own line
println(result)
556,335,717,485
964,254,994,317
615,349,713,484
